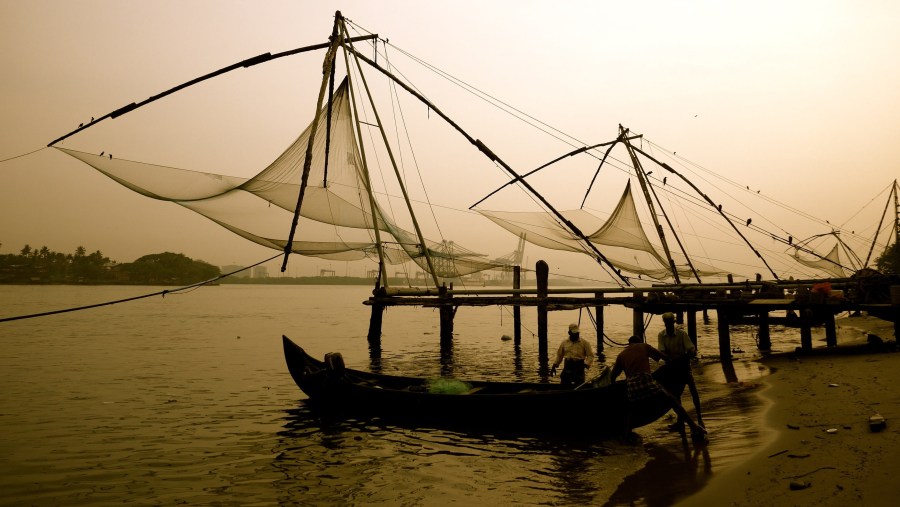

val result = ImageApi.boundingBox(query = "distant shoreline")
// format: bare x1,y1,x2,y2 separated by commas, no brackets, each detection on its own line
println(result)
0,276,550,287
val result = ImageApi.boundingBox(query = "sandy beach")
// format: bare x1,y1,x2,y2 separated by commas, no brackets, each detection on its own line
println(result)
679,315,899,506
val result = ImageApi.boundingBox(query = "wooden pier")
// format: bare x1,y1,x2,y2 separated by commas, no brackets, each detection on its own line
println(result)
364,261,900,363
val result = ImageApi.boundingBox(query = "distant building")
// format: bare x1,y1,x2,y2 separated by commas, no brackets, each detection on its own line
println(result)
221,264,251,278
252,265,268,278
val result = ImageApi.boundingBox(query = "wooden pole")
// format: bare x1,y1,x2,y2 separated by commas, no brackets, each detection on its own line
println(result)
717,308,731,360
439,283,454,344
800,309,813,351
513,266,522,346
367,301,384,345
595,292,605,353
758,311,771,351
687,310,697,349
632,292,644,341
893,285,900,341
824,312,837,347
536,261,549,360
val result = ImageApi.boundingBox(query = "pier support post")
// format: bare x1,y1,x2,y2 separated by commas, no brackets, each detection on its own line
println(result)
632,292,644,341
439,283,454,345
513,266,522,346
367,301,384,346
536,260,549,360
825,312,837,347
595,292,605,353
687,310,698,349
717,308,731,360
800,309,813,351
891,285,900,341
758,312,771,352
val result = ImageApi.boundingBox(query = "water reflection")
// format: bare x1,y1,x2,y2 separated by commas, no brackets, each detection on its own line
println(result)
605,441,713,506
274,402,651,506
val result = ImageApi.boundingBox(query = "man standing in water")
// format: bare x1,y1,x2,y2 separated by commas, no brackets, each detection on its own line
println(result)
610,335,706,441
551,323,594,387
657,312,704,431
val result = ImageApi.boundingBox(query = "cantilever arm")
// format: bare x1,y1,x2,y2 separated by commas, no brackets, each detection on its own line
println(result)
47,35,378,147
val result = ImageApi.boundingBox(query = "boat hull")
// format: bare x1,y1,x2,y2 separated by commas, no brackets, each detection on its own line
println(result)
283,336,683,433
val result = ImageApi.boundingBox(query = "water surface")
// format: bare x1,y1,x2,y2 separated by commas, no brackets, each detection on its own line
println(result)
1,284,798,505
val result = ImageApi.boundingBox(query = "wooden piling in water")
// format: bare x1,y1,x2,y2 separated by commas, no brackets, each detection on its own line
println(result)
758,311,771,351
632,292,644,341
891,285,900,341
595,292,605,353
367,301,384,345
536,261,549,359
439,283,454,344
717,308,731,360
687,310,698,349
800,309,813,351
513,266,522,346
824,312,837,347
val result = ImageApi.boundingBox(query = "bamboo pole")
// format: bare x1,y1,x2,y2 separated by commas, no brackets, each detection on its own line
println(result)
341,20,441,287
537,261,549,360
343,44,631,286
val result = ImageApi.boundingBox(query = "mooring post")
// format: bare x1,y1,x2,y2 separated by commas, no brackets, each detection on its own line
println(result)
687,310,698,349
536,260,549,360
800,309,813,351
595,292,605,353
824,312,837,347
758,311,771,352
891,285,900,341
513,266,522,346
632,292,644,341
367,291,385,346
716,308,731,360
439,283,454,344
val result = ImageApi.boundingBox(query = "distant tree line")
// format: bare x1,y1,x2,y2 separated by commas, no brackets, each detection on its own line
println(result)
0,245,220,285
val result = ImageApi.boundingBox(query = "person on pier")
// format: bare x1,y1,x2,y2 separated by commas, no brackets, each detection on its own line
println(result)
657,312,704,431
551,323,595,387
610,335,706,442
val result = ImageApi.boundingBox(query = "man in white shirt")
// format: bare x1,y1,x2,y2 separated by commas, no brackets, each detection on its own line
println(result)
551,323,595,387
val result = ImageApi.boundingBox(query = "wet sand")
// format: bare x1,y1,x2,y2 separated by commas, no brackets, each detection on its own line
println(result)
679,315,899,506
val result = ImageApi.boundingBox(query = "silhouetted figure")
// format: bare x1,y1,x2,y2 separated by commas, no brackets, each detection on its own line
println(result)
611,335,706,442
746,218,752,226
108,154,112,159
99,151,104,156
657,312,703,431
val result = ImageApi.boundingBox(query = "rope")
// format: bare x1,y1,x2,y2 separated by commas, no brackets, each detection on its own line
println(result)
0,253,282,323
0,147,47,164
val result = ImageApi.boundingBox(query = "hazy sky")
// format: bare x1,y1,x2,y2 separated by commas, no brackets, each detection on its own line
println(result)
1,1,897,281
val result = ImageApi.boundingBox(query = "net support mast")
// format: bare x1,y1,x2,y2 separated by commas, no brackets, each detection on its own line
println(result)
338,15,441,288
343,44,631,286
620,126,682,283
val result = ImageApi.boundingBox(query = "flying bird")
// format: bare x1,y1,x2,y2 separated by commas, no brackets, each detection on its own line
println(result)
99,151,104,156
